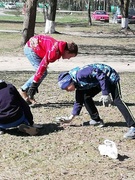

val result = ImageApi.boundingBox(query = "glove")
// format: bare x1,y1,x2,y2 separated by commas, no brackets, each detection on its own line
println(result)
27,82,38,99
99,94,112,107
55,115,75,124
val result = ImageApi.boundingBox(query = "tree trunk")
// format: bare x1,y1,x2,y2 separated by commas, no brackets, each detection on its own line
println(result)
120,0,130,29
88,0,92,25
106,0,111,12
45,0,57,34
22,0,38,45
121,17,129,28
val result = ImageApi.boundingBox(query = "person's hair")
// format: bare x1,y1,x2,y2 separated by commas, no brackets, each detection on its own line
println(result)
65,42,78,56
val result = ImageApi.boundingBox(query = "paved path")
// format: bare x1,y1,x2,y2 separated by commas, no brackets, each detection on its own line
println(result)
0,55,135,72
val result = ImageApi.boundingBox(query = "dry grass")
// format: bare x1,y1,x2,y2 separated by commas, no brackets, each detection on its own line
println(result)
0,21,135,56
0,71,135,180
0,18,135,179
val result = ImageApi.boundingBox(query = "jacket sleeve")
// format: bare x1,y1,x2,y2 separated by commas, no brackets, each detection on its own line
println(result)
72,90,83,115
19,98,34,125
33,42,61,83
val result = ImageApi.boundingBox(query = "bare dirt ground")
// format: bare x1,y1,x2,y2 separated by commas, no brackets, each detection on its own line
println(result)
0,30,135,180
0,53,135,72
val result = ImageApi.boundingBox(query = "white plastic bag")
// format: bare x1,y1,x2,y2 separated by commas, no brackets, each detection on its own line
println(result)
98,139,118,159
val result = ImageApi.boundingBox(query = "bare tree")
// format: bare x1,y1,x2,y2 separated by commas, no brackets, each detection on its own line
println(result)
45,0,57,34
88,0,92,25
22,0,38,45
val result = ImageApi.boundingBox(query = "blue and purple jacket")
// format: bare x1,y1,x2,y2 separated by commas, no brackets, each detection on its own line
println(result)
69,63,120,115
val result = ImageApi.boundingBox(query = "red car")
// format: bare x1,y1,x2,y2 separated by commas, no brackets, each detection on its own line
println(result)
92,10,109,22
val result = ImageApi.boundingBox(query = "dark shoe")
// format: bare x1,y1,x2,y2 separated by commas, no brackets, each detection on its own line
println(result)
19,124,40,136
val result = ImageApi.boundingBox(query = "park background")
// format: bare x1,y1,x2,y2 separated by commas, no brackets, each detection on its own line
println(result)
0,4,135,180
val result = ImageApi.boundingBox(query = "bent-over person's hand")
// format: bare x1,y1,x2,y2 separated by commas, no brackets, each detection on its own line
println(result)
55,115,75,124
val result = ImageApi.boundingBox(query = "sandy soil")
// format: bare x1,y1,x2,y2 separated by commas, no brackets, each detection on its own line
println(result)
0,54,135,73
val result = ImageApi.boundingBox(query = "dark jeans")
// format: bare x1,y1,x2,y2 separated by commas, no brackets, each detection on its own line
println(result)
76,85,101,121
76,82,135,127
110,82,135,127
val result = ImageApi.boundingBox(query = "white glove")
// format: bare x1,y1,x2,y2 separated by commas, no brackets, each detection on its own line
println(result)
55,115,75,123
99,94,112,107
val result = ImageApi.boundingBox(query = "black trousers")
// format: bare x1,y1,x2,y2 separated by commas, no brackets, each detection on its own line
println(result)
76,82,135,127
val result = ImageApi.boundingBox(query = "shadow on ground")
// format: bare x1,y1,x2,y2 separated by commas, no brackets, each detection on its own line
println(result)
6,123,64,136
30,101,135,109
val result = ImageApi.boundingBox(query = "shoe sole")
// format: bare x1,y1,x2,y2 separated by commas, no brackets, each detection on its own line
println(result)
19,124,40,136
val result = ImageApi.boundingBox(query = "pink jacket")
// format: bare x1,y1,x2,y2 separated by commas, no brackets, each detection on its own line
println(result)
27,35,67,83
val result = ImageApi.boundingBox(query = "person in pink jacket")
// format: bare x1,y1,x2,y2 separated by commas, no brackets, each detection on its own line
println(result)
19,34,78,105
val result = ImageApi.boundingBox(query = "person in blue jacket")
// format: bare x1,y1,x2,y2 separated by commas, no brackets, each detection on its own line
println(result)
0,80,40,135
57,63,135,139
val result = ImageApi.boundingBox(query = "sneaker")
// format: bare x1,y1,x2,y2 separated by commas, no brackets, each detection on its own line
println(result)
83,119,104,127
19,124,40,136
123,127,135,139
0,128,5,135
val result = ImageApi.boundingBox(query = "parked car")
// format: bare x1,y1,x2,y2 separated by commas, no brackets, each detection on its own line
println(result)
92,10,109,22
113,8,135,24
4,2,17,9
